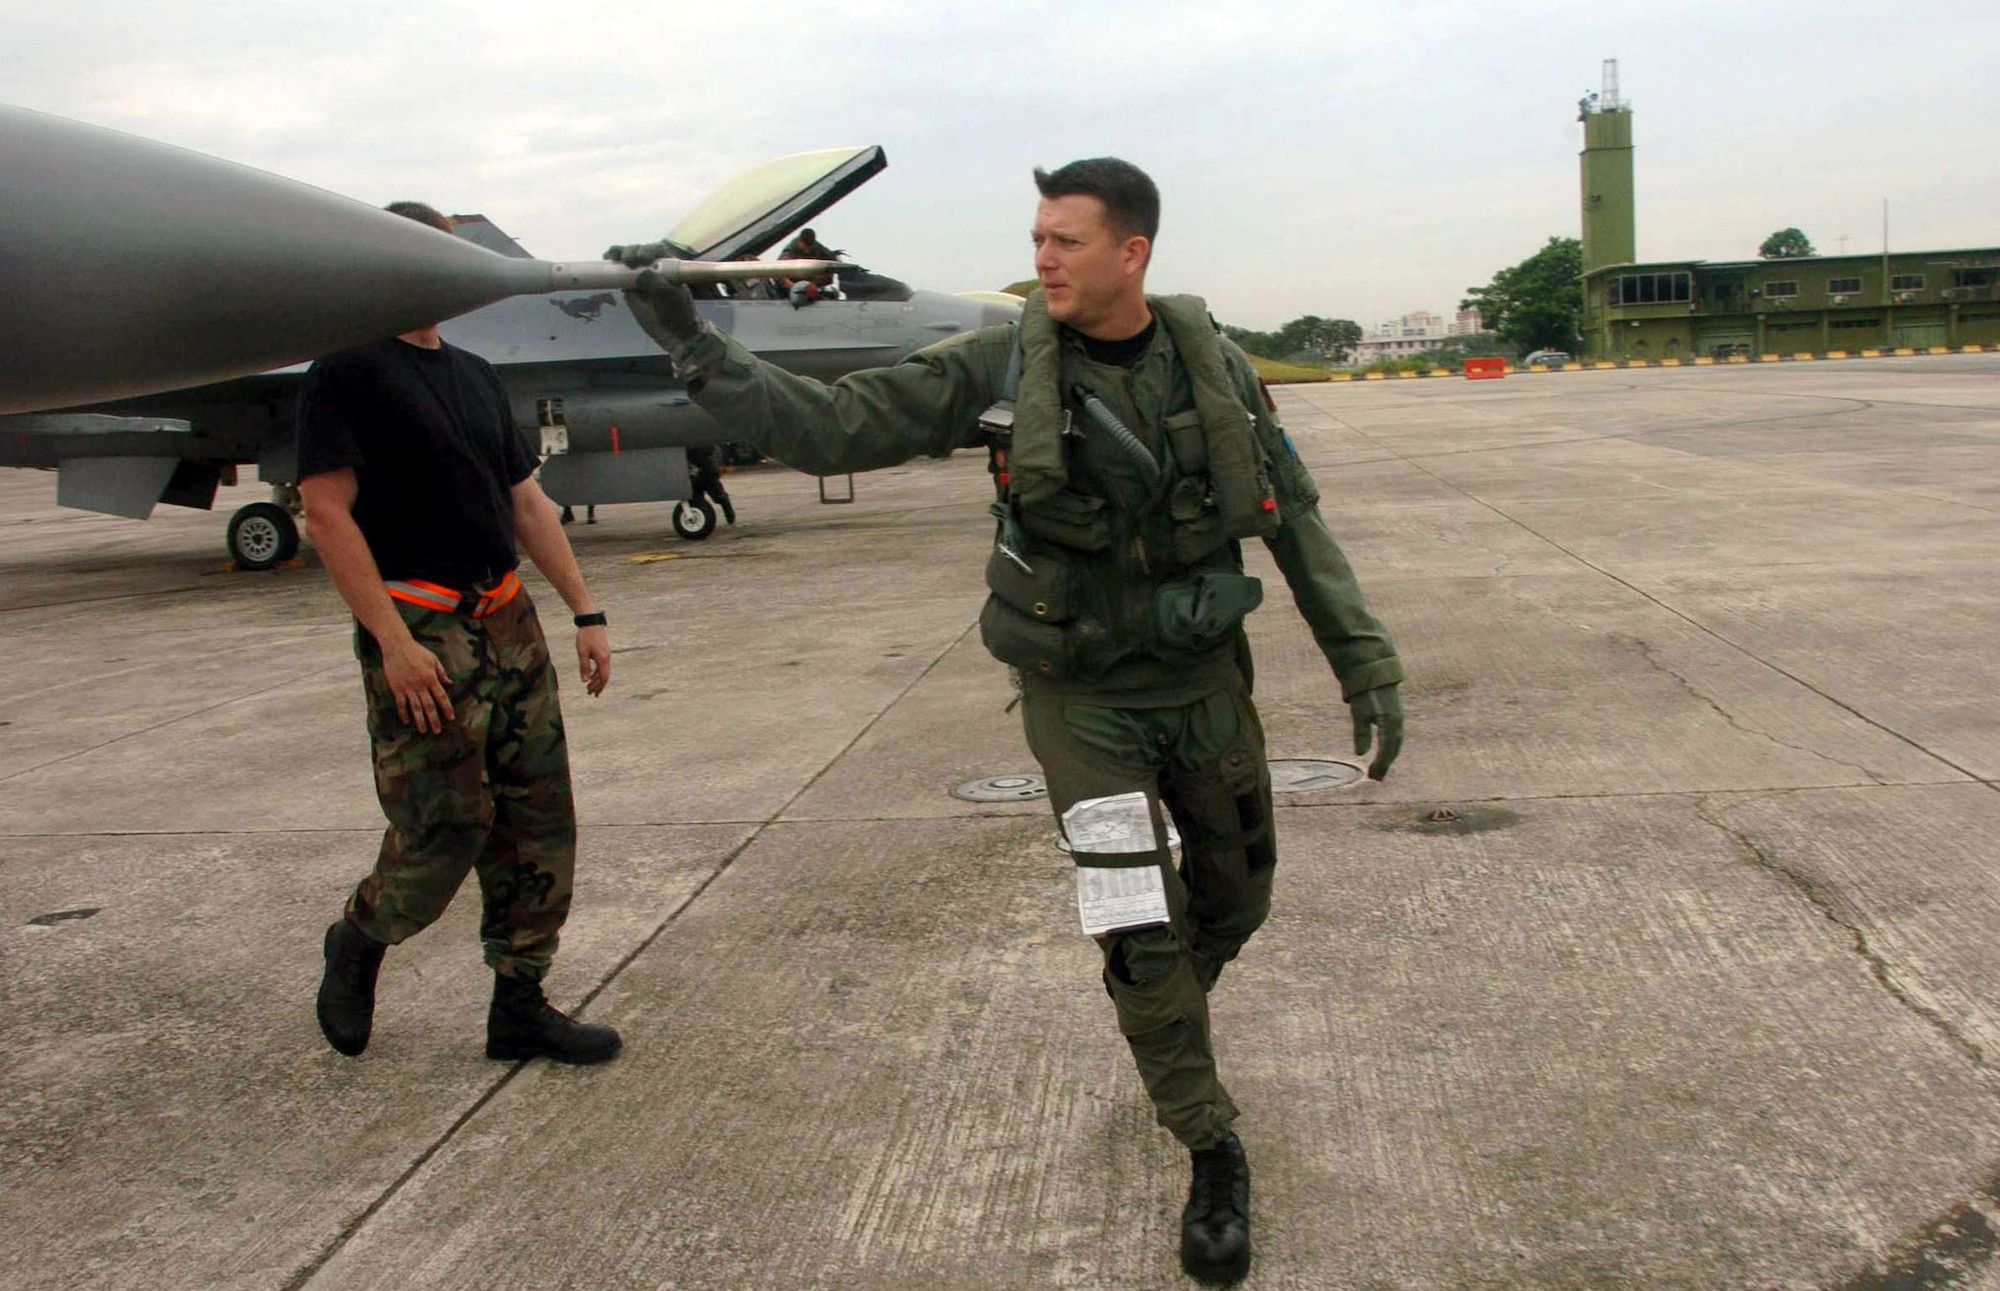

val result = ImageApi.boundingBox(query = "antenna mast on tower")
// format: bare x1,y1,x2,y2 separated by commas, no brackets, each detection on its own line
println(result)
1601,58,1624,111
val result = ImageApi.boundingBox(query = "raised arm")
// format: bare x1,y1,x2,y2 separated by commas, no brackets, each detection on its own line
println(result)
624,272,1010,477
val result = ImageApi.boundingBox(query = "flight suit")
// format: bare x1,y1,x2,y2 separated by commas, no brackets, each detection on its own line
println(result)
687,311,1401,1148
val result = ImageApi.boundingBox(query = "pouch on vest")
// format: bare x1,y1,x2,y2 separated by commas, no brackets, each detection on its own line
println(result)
980,595,1082,679
985,545,1076,623
1019,489,1114,553
1163,409,1209,475
1155,571,1264,652
1166,476,1228,565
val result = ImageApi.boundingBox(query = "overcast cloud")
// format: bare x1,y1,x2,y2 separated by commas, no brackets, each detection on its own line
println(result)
6,0,1996,330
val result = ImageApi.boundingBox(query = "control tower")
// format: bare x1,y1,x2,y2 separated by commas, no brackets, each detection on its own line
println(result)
1579,59,1635,274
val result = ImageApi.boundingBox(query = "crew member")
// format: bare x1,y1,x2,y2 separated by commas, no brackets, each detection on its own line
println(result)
688,443,736,526
298,200,622,1067
780,227,842,305
780,227,838,262
614,159,1403,1283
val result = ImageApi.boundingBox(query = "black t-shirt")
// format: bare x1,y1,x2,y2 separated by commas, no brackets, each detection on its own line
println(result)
295,339,537,586
1078,316,1158,369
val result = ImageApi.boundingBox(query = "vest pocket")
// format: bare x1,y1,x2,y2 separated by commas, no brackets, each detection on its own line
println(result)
1164,409,1208,474
1155,572,1264,651
980,595,1080,679
1019,490,1113,553
1167,476,1227,564
986,546,1075,623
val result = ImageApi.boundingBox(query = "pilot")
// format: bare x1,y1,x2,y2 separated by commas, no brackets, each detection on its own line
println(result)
780,228,842,304
296,200,622,1068
781,227,838,262
615,158,1404,1285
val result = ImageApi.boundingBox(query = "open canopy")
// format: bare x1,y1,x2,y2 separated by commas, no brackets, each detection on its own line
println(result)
666,145,886,262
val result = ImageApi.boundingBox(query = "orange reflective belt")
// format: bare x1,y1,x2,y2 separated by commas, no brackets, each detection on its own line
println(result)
384,569,521,617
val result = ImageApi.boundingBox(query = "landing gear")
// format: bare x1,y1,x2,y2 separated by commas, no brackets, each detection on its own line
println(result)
672,499,717,541
227,501,299,570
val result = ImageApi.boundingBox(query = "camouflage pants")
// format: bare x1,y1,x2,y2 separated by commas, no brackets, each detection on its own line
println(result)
347,587,575,980
1021,682,1276,1150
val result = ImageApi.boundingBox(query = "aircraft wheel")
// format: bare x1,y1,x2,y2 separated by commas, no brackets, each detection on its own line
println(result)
228,501,299,570
672,499,718,541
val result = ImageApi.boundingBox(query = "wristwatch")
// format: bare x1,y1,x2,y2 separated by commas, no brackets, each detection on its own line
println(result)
573,611,608,628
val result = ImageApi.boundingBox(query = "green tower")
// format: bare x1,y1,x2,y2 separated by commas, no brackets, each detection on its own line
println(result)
1579,59,1635,275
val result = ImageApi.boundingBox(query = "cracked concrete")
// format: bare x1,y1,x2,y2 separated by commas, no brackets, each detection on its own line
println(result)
1628,635,1898,785
1693,793,1990,1073
4,353,2000,1288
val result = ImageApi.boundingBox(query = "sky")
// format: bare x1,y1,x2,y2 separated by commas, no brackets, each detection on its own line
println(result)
6,0,1996,331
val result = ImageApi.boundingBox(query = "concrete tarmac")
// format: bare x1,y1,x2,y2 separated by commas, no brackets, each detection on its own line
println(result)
2,353,1998,1289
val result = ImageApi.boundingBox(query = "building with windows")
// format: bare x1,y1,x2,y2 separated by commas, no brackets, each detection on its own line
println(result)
1352,311,1454,364
1574,62,1999,360
1584,254,2000,360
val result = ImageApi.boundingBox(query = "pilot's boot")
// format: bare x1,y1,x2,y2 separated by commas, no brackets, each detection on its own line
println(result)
486,974,622,1064
1181,1131,1252,1285
316,918,386,1057
560,506,575,525
719,495,736,525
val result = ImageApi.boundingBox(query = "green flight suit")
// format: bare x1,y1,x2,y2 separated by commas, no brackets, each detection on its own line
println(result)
689,316,1402,1149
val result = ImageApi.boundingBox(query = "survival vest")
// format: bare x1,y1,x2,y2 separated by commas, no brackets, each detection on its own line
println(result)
975,294,1276,690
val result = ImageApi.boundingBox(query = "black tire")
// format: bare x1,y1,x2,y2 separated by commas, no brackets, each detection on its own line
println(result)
672,499,717,541
227,501,299,570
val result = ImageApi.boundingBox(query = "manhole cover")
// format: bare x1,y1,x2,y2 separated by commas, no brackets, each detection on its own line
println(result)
1268,759,1365,792
953,774,1048,803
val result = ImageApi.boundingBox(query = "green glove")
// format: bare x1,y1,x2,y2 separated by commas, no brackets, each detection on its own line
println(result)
1349,684,1404,781
622,267,702,350
604,240,675,269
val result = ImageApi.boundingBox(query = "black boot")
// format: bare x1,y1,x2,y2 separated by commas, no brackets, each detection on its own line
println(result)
720,496,736,525
316,919,386,1056
1181,1131,1251,1284
486,974,622,1064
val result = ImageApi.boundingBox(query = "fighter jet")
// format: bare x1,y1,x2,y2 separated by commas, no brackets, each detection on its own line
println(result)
1,119,1018,566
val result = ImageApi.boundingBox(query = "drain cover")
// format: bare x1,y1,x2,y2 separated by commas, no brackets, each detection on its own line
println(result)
1268,759,1365,792
953,774,1048,803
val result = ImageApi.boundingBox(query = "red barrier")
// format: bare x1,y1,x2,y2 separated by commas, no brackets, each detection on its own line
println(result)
1463,358,1506,380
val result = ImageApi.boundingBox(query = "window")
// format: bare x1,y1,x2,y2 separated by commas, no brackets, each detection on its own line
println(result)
1891,274,1925,291
1830,318,1882,329
1763,281,1800,298
1613,272,1693,305
1827,277,1862,294
1953,268,1996,288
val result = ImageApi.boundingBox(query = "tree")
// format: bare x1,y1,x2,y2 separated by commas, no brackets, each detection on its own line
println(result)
1221,323,1278,358
1223,317,1360,365
1271,315,1362,365
1758,228,1816,259
1461,236,1583,356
